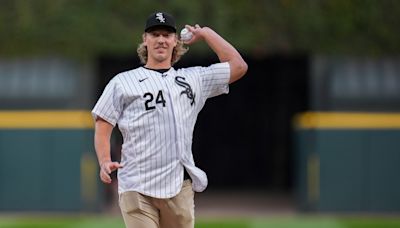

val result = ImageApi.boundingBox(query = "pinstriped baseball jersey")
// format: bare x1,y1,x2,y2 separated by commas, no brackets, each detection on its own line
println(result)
92,62,230,198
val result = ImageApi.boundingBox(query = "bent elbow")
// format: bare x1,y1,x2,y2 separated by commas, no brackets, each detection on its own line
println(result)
235,59,248,79
239,60,248,77
228,58,248,83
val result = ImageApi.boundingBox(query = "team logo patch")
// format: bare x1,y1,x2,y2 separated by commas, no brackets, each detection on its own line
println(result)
155,13,166,23
175,76,195,106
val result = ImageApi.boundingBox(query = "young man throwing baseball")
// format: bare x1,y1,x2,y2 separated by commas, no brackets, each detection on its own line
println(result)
92,12,247,228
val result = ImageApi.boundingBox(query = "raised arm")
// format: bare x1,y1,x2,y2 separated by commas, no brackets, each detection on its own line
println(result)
184,25,248,84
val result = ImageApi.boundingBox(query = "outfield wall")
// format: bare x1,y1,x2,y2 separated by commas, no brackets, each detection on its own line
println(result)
0,111,100,211
295,112,400,212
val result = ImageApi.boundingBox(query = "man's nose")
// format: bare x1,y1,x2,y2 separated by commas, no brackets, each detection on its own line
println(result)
156,35,166,43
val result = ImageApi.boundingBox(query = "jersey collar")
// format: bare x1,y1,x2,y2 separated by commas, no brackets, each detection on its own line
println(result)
143,66,171,74
142,66,175,77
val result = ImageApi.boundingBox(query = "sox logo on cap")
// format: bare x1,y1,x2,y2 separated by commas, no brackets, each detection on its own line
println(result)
155,12,165,23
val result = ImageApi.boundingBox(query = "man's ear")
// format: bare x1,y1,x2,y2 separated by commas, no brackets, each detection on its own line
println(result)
174,34,178,47
142,33,147,44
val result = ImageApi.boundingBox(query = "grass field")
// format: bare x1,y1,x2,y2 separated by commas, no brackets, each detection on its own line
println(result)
1,215,400,228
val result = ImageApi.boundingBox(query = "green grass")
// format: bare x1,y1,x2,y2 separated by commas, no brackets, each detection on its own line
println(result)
1,215,400,228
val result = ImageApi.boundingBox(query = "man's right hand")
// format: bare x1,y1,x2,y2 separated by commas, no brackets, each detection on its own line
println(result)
100,161,123,184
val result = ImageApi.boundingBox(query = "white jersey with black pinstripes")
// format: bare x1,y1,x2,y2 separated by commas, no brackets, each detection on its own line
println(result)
92,62,230,198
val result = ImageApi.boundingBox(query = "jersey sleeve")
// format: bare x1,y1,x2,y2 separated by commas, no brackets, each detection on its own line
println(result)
91,77,124,126
199,62,230,99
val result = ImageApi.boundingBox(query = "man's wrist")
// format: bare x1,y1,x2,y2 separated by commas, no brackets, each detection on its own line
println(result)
200,27,211,40
100,160,112,168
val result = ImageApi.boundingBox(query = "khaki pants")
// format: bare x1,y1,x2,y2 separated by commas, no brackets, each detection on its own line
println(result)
119,180,194,228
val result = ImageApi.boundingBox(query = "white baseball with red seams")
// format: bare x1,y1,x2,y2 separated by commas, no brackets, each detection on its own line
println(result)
180,28,193,41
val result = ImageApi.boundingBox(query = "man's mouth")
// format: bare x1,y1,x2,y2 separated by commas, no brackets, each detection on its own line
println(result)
155,47,167,53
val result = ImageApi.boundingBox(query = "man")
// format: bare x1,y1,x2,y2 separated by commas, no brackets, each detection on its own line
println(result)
92,11,247,228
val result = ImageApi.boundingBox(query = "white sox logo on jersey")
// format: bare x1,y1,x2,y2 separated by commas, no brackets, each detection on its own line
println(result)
175,76,195,106
155,13,166,23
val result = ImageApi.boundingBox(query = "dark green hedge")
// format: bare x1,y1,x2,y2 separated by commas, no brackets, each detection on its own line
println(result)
1,0,399,58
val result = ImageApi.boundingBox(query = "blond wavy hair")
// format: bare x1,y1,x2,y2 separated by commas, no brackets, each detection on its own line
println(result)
137,35,188,65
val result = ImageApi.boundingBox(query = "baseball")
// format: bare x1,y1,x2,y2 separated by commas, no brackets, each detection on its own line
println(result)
180,28,193,41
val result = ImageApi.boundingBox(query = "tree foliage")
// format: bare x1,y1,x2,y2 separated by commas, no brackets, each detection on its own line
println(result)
1,0,399,59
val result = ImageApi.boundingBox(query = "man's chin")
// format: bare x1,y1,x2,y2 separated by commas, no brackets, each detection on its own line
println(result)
154,54,169,62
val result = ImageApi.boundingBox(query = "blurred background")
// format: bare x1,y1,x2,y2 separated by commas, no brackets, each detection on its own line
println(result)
1,0,400,227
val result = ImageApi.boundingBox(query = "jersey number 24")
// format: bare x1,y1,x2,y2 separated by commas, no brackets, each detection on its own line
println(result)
143,90,166,110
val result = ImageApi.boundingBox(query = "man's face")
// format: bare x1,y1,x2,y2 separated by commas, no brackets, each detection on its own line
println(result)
144,28,177,64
